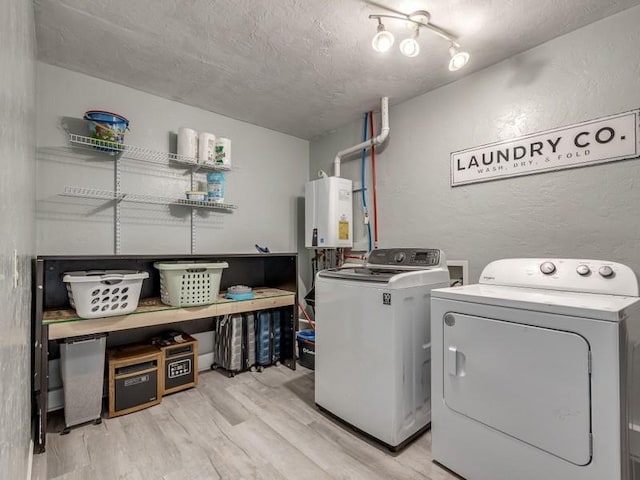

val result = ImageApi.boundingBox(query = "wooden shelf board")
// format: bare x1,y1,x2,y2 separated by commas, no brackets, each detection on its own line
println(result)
45,288,295,340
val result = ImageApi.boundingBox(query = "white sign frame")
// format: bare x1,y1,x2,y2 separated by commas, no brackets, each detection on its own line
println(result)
450,109,640,187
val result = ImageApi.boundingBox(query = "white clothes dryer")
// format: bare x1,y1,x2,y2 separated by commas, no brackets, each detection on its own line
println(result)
315,248,450,450
431,258,640,480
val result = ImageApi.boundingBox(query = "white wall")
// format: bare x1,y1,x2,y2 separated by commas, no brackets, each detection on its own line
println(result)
36,63,309,256
310,6,640,282
0,0,36,477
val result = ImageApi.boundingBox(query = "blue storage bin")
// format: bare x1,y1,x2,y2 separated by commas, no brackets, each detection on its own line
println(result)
297,329,315,342
296,329,315,370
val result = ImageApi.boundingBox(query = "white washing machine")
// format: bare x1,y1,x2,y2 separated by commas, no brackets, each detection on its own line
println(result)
431,258,640,480
314,248,450,450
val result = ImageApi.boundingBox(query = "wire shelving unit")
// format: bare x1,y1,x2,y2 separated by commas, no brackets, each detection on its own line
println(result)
62,134,237,254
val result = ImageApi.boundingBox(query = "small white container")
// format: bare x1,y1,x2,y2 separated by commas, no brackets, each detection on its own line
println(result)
177,127,198,161
154,261,228,307
63,270,149,319
198,132,216,164
186,191,207,201
215,137,232,166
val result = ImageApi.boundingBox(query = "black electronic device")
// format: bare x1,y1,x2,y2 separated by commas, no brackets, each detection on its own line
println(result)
108,345,162,418
158,333,198,395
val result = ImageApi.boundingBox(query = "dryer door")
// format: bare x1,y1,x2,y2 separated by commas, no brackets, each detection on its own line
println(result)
443,313,592,466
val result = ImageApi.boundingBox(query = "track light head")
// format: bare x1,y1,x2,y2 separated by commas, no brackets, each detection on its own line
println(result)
448,45,470,71
399,31,420,58
372,22,395,53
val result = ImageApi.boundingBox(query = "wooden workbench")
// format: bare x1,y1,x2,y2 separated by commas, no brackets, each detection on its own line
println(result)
44,288,295,340
33,253,298,453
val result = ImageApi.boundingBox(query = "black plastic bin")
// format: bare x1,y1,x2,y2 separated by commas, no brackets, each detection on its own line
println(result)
296,329,315,370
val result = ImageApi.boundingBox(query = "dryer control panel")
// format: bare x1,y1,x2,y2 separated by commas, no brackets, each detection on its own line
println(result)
367,248,443,268
480,258,639,297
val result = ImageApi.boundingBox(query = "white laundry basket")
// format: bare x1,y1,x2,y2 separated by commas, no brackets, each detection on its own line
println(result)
154,261,228,307
63,270,149,319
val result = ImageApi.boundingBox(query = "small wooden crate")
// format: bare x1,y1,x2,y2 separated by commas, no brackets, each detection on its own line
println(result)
108,345,162,418
159,334,198,396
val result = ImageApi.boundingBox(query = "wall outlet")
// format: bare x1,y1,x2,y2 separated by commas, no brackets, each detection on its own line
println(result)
446,260,469,286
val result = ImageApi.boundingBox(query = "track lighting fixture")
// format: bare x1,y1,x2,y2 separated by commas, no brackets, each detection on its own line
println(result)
371,20,395,53
448,45,470,71
399,30,420,58
369,9,470,71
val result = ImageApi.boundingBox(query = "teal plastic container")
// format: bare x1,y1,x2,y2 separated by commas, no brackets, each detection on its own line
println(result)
206,172,226,202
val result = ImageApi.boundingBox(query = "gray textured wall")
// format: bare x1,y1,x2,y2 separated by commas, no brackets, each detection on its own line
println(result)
0,0,36,477
36,63,309,257
310,6,640,283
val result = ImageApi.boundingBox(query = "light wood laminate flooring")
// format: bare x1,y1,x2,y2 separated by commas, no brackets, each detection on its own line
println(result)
33,366,458,480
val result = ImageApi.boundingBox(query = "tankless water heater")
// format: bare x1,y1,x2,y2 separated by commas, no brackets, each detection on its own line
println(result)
305,177,353,249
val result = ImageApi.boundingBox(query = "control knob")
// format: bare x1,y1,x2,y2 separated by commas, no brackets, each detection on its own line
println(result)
394,252,406,263
599,265,614,278
540,261,556,275
576,265,591,276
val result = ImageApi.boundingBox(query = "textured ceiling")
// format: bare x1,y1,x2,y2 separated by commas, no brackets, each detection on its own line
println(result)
34,0,640,139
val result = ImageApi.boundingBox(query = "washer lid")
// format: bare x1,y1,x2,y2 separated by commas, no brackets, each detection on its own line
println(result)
318,267,407,283
432,284,639,321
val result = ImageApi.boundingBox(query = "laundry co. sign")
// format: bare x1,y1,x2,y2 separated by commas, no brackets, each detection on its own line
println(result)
450,110,640,186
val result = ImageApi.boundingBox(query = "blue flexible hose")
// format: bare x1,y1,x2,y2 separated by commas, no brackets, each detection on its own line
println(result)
361,113,372,252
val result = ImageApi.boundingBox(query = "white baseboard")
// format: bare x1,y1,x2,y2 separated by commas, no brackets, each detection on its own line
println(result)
198,352,214,371
27,438,33,480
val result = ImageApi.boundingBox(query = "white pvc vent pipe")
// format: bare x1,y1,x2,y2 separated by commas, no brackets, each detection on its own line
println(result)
334,96,389,177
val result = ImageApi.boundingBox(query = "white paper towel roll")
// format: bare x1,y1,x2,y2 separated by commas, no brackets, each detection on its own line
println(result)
177,127,198,160
198,132,216,164
215,137,232,166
